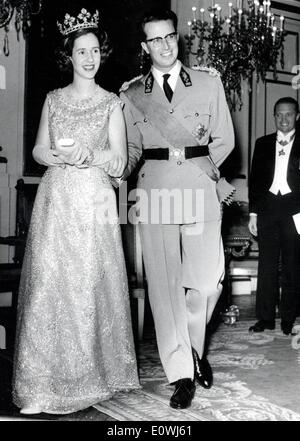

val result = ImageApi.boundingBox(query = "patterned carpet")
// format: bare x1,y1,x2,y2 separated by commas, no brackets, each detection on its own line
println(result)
94,319,300,421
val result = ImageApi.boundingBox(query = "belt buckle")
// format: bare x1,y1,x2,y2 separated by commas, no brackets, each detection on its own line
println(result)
169,149,184,165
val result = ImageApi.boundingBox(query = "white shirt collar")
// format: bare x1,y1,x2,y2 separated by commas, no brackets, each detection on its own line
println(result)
152,60,181,91
277,129,295,141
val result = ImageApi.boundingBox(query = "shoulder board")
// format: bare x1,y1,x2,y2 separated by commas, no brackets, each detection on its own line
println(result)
119,75,143,93
191,65,221,78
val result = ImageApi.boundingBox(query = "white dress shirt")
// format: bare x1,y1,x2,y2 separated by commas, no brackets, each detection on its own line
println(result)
152,60,181,93
250,129,295,216
269,129,295,196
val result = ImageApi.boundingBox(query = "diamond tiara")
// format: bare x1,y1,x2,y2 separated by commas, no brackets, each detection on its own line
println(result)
57,8,99,36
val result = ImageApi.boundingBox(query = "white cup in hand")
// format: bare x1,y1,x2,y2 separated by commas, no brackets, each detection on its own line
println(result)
57,138,75,152
55,138,78,159
57,138,75,147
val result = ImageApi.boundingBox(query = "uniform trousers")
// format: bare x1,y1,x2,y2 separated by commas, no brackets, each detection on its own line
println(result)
139,220,224,384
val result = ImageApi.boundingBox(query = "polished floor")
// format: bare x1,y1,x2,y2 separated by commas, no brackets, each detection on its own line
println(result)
0,293,256,421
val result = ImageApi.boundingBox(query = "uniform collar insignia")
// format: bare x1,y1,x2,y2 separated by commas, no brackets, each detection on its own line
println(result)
180,67,192,87
145,72,154,94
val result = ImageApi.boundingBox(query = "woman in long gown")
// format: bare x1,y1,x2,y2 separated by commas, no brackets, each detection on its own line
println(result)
12,8,140,415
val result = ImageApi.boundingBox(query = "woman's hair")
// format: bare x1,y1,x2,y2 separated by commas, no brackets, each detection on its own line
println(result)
56,27,112,73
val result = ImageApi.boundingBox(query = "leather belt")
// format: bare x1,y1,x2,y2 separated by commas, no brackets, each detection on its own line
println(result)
143,146,209,160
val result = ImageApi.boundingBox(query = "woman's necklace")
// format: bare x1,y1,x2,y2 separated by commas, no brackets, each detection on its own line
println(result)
67,84,99,102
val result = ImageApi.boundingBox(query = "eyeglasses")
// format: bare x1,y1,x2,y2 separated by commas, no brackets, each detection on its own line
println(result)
145,32,178,48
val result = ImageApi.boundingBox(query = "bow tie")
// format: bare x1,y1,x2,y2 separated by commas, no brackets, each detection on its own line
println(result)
278,139,289,146
277,133,295,146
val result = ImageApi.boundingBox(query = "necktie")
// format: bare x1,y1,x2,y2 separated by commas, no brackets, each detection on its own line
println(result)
163,74,173,102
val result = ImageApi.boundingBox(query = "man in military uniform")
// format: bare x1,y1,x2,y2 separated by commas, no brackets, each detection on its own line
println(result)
120,8,234,409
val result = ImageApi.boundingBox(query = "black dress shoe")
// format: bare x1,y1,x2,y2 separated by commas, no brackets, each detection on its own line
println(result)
249,320,275,333
281,321,294,335
192,349,213,389
169,378,195,409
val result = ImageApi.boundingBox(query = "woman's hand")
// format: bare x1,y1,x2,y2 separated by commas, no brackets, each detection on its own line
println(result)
53,139,88,166
103,155,126,178
53,138,78,164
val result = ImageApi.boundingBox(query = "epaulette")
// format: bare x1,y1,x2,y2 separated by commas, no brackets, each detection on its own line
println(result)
191,65,221,78
119,75,143,93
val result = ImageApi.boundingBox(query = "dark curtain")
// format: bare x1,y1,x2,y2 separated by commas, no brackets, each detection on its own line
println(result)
23,0,170,176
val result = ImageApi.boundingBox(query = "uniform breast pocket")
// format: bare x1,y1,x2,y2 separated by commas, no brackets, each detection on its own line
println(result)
182,104,210,119
182,107,210,139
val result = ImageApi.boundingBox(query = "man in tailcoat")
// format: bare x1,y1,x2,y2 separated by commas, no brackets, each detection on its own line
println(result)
119,8,234,409
249,97,300,336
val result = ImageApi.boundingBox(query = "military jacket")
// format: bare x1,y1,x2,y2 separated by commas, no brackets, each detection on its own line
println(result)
120,64,234,224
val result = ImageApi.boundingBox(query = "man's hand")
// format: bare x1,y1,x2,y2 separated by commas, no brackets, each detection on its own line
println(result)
248,214,258,236
190,156,220,181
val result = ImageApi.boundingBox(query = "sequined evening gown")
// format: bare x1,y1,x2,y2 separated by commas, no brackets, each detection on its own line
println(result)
12,88,140,414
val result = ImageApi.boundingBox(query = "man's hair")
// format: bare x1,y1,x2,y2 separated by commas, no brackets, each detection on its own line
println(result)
274,97,299,114
139,8,178,40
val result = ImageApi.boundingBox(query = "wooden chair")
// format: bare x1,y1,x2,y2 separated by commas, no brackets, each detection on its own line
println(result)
0,179,38,350
222,201,256,307
209,201,254,330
